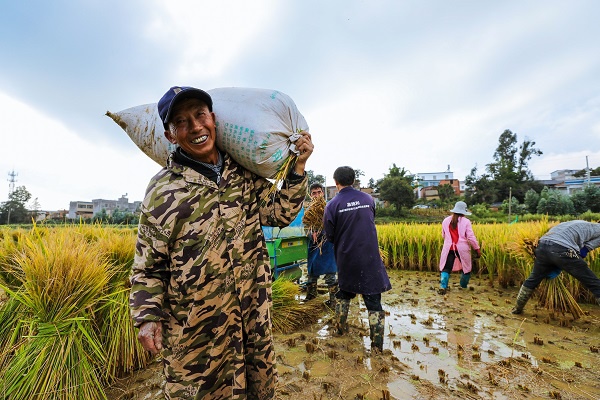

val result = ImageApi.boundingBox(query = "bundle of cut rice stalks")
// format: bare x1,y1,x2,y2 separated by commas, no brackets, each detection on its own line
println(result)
537,275,584,319
271,278,323,334
302,194,326,232
0,229,111,400
302,195,327,248
94,228,153,382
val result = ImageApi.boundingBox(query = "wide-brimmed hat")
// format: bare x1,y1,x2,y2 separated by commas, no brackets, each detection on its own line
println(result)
449,201,471,215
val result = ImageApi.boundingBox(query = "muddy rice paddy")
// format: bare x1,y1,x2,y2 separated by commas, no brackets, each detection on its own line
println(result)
107,270,600,399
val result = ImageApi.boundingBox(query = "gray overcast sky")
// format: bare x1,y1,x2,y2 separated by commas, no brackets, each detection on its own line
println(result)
1,0,599,210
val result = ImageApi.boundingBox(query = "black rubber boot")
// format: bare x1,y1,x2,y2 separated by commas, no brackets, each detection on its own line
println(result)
324,284,338,309
304,282,318,301
334,298,350,335
368,310,385,354
511,285,534,314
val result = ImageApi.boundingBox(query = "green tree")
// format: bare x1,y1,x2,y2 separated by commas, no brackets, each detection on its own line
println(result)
537,190,574,216
354,169,364,188
437,184,456,202
0,186,33,224
464,166,496,204
571,191,589,214
501,196,527,216
307,170,326,187
376,164,416,212
28,197,42,221
571,185,600,213
466,130,542,204
107,208,138,225
93,208,111,223
573,166,600,178
523,189,540,214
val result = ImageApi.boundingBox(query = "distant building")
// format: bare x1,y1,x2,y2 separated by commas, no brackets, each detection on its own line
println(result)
67,194,141,219
359,187,384,207
551,169,579,181
537,169,600,195
438,178,461,195
35,209,68,222
324,185,382,206
416,165,454,199
92,194,141,216
561,176,600,195
68,201,94,219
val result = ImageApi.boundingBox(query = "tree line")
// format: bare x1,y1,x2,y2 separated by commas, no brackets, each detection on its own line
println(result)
308,129,599,217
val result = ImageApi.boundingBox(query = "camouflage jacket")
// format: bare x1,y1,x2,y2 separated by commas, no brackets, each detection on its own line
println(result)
130,153,306,399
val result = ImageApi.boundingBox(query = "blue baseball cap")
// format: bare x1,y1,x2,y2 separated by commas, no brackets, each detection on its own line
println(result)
158,86,213,129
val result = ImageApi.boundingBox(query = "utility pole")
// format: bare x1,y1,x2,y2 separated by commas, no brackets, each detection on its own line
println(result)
586,156,591,186
7,170,18,225
508,187,512,223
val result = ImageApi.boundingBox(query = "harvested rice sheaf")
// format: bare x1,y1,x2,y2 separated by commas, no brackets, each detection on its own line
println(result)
302,196,327,251
302,195,326,233
538,277,584,319
271,278,322,333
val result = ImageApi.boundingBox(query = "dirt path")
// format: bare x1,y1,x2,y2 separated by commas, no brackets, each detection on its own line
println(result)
108,270,600,399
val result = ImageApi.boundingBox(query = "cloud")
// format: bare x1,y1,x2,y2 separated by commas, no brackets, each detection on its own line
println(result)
0,92,158,210
1,0,600,208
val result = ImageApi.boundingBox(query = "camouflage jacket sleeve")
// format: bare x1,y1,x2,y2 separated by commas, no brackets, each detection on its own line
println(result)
129,169,173,326
254,173,307,228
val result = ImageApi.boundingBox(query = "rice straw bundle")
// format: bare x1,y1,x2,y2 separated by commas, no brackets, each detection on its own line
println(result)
0,227,27,290
94,228,152,381
537,275,584,319
271,278,322,333
302,195,327,250
303,195,326,232
0,229,111,399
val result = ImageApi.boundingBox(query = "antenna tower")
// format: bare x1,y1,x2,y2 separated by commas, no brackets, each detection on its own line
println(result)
7,170,18,195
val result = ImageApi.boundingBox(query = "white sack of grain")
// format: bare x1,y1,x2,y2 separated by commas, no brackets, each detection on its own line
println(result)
106,87,309,179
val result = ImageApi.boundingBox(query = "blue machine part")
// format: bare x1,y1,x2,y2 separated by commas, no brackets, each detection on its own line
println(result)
262,208,307,281
262,208,305,240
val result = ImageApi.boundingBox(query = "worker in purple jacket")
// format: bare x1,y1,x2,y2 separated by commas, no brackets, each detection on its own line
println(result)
323,166,391,353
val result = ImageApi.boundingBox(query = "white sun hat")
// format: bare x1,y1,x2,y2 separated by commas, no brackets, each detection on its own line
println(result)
449,201,471,215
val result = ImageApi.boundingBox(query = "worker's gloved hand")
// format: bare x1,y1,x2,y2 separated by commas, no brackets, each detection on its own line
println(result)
580,247,589,258
547,268,561,280
475,248,482,258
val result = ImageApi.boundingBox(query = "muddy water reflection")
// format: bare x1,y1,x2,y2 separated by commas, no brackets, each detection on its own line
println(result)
360,303,535,394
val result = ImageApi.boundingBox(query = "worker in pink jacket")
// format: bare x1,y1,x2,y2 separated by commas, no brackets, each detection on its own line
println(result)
438,201,481,294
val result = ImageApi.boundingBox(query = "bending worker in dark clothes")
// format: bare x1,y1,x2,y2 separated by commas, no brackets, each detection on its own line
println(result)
512,220,600,314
